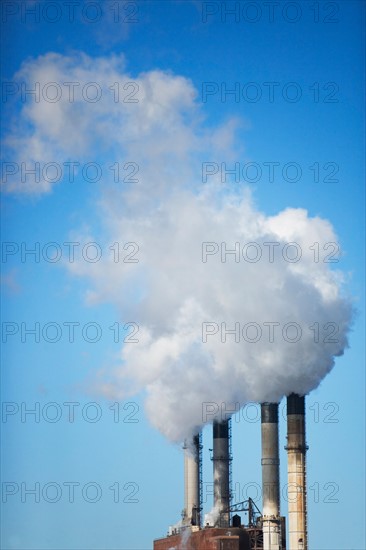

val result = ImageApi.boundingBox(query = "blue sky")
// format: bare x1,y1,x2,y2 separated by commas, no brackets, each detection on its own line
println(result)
1,1,365,549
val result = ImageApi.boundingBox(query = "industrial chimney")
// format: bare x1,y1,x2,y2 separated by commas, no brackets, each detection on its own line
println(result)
286,393,308,550
212,419,231,527
261,402,282,550
183,434,201,526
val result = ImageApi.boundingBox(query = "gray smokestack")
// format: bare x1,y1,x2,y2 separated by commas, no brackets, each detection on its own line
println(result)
261,402,282,550
213,419,230,527
183,433,201,526
286,394,308,550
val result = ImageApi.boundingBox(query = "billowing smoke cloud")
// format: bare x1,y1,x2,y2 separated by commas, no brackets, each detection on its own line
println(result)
2,52,353,443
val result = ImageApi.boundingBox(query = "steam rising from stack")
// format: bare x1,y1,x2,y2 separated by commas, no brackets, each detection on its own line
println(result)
183,397,308,550
95,196,353,443
3,52,353,444
4,53,353,550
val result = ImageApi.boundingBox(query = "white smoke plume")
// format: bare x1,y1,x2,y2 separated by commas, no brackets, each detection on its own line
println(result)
166,520,191,550
2,52,354,443
204,503,222,527
84,195,353,442
179,527,192,550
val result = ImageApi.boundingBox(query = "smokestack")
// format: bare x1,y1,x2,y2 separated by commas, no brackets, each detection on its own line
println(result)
261,402,282,550
183,434,201,526
213,419,231,527
286,394,308,550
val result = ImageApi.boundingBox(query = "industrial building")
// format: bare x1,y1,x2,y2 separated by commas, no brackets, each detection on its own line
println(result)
153,393,308,550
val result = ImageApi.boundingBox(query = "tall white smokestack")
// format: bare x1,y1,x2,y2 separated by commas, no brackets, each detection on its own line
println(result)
261,402,282,550
183,434,201,526
286,394,308,550
213,419,230,527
